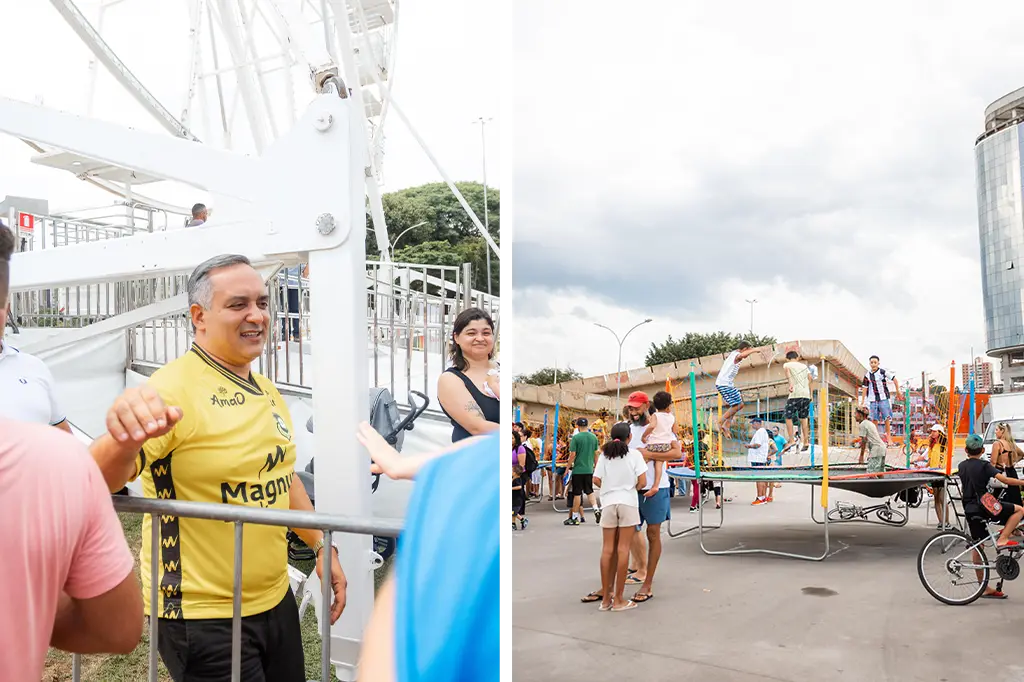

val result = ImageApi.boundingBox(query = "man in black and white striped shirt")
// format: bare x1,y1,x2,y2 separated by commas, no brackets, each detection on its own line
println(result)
862,355,902,444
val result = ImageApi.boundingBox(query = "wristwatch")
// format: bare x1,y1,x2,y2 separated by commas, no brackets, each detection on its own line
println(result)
313,538,337,557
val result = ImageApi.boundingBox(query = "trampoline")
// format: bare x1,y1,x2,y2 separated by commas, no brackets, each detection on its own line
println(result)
667,465,950,561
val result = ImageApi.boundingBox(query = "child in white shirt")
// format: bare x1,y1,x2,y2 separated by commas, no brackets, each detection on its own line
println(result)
593,421,647,612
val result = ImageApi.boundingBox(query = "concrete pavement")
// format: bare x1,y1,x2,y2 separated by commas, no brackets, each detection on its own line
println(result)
513,481,1024,682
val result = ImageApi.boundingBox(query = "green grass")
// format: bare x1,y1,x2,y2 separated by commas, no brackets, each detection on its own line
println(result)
43,513,393,682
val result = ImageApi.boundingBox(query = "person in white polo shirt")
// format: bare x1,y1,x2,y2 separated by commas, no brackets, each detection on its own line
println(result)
0,221,71,431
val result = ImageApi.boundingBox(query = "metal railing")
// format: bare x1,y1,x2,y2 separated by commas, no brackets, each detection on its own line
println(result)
70,495,403,682
11,205,501,412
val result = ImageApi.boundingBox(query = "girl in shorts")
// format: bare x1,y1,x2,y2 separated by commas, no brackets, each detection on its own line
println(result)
593,422,648,612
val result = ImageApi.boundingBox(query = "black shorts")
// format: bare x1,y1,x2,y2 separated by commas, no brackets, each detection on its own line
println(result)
571,473,594,496
785,398,811,421
157,589,305,682
967,504,1018,542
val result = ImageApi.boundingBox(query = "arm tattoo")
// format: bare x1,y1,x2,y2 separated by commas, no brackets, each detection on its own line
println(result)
465,401,485,419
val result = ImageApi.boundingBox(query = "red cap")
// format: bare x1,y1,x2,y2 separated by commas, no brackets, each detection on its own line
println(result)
626,391,650,407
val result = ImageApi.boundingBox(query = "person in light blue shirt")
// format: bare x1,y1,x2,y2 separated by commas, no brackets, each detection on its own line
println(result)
356,425,498,682
771,426,787,466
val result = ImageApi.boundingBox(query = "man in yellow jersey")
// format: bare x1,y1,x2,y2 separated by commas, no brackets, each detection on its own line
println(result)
88,254,345,681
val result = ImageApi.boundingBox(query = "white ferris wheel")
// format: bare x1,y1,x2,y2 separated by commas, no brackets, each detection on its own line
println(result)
35,0,399,255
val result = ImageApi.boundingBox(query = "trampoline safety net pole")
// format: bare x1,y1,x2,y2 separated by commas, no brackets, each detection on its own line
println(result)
904,384,911,468
945,361,955,477
717,393,724,468
820,384,829,508
690,364,700,478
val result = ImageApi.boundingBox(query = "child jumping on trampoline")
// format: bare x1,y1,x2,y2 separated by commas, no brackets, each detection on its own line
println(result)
715,341,759,432
641,391,676,496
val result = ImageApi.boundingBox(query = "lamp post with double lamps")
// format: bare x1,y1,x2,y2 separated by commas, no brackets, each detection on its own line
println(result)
594,318,653,414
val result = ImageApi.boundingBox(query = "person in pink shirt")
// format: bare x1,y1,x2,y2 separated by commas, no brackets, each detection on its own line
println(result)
0,221,181,679
0,419,142,681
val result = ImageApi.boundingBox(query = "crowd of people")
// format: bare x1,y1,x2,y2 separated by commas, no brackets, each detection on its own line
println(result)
0,220,499,681
512,340,1024,606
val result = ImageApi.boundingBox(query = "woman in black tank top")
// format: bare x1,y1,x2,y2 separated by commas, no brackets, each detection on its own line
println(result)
993,423,1024,508
438,308,500,442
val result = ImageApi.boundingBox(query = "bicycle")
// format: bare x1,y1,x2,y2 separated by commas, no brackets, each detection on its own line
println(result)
827,496,907,525
917,519,1024,605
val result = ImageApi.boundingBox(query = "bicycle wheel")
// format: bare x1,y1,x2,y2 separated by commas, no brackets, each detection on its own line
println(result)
917,531,988,605
876,506,906,525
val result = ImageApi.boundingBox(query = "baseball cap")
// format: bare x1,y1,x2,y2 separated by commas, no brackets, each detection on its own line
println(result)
751,416,763,424
626,391,650,407
930,424,945,433
966,434,984,450
576,417,588,427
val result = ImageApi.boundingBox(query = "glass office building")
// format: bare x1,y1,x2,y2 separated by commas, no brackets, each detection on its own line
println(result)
977,87,1024,391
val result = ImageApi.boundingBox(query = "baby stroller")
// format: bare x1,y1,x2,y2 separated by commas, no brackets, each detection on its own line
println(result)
286,388,430,564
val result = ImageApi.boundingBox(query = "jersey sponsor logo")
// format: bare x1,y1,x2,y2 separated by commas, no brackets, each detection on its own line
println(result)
211,389,247,407
221,471,292,508
273,412,291,441
258,445,287,478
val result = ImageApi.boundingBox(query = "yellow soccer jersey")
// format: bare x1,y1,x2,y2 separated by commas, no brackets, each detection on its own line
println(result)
133,344,297,620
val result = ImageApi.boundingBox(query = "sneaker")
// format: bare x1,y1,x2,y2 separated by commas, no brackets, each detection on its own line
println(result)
715,503,722,509
512,521,518,531
521,518,529,530
595,509,602,524
563,518,579,526
580,516,587,523
766,496,774,503
751,498,767,506
690,507,699,513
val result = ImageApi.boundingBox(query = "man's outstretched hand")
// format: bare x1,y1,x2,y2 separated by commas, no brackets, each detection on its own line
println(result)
105,385,182,447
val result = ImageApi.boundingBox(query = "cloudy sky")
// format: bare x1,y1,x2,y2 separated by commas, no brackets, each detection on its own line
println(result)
511,0,1024,389
0,0,497,211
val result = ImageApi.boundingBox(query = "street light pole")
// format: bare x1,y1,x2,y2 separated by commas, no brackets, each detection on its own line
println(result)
389,220,428,260
745,298,758,335
472,117,494,298
594,318,653,414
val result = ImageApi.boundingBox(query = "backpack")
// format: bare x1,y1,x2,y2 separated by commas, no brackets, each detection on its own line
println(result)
523,444,539,476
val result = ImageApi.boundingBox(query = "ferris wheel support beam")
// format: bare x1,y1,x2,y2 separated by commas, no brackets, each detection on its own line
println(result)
209,0,271,151
48,0,201,142
349,0,499,258
326,0,390,261
4,90,377,680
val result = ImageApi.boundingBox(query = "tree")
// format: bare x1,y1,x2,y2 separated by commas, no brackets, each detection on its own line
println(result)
365,181,499,293
514,367,583,386
644,332,778,366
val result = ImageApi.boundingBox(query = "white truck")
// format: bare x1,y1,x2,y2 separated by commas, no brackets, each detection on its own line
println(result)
979,392,1024,459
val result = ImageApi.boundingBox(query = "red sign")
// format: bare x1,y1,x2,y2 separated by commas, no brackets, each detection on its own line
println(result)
18,212,34,232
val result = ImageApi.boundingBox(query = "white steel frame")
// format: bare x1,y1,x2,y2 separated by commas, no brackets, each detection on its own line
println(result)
0,84,374,679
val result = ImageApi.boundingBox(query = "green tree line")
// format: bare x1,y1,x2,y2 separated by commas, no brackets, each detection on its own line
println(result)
645,331,777,366
365,181,499,294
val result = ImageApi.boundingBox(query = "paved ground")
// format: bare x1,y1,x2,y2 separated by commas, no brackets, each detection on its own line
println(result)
513,481,1024,682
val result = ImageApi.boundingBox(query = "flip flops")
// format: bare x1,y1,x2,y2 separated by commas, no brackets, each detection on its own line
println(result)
612,601,638,612
632,592,654,603
982,591,1008,600
580,591,603,603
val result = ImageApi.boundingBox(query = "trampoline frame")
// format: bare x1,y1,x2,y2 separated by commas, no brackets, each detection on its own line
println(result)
671,467,951,562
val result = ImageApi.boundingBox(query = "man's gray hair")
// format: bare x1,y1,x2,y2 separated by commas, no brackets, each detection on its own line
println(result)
188,254,252,309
